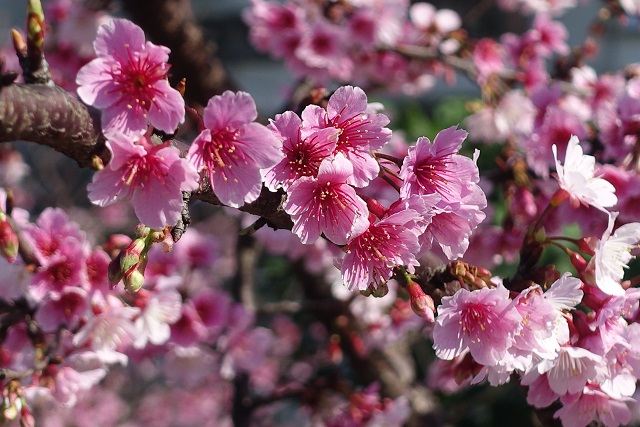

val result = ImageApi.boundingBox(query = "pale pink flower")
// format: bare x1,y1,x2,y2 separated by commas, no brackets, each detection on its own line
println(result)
88,133,198,229
512,274,583,360
410,3,461,33
555,386,632,427
243,0,304,56
552,135,617,212
525,374,561,408
535,346,605,395
54,365,107,407
187,91,281,208
220,327,274,379
133,285,183,348
76,19,185,137
284,154,369,245
589,212,640,296
0,146,29,187
301,86,392,187
339,210,423,291
264,111,339,191
433,284,522,366
73,295,139,354
524,106,588,178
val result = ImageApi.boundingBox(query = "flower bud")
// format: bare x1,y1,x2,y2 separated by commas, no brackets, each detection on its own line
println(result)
568,250,588,273
550,188,569,207
577,237,597,256
123,269,145,293
406,281,435,322
120,238,147,274
107,254,124,288
20,403,34,427
0,215,18,263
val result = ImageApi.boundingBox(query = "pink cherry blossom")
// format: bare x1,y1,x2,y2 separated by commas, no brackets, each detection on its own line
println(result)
301,85,392,187
433,284,522,366
22,208,86,262
133,285,183,348
187,91,282,208
30,240,87,301
339,209,423,291
555,386,632,427
535,346,605,396
35,288,89,332
76,19,185,137
264,110,339,191
88,132,199,229
400,126,475,204
284,154,369,245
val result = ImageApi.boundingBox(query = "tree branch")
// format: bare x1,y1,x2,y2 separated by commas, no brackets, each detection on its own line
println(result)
0,83,107,169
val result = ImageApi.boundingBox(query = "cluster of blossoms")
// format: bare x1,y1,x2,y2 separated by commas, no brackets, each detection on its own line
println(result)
244,0,464,93
0,203,410,426
72,17,487,295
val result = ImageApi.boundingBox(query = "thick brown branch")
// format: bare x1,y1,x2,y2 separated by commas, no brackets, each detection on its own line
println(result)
0,83,108,168
120,0,237,106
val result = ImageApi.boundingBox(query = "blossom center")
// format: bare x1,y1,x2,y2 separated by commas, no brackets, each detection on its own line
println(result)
205,128,246,182
111,50,167,114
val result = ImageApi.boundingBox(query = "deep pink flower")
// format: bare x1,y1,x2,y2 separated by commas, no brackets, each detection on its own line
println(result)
243,0,304,57
527,14,569,57
23,208,86,262
400,132,487,260
339,210,423,291
35,288,89,332
473,39,505,84
30,240,87,301
302,86,392,187
433,285,522,366
264,111,339,191
88,133,199,229
170,301,208,347
284,154,369,245
76,19,185,137
295,20,353,81
400,126,474,204
187,91,282,208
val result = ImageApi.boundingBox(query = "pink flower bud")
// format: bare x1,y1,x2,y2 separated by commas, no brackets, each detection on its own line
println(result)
0,215,18,263
577,237,597,256
108,253,124,288
20,404,34,427
568,250,588,273
406,281,435,322
550,188,570,207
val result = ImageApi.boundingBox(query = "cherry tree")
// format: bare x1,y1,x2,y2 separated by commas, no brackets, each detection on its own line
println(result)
1,0,640,426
